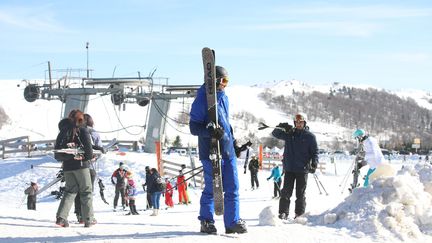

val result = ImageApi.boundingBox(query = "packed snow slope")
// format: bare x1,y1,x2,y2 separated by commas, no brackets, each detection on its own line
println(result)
0,150,432,243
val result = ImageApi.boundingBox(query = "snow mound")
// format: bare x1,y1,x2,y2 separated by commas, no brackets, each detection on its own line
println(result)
258,206,281,226
320,164,432,241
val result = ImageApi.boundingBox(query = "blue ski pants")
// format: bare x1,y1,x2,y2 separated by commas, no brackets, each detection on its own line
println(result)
198,157,240,228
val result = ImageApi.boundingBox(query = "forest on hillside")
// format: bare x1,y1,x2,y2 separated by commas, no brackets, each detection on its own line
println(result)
258,86,432,152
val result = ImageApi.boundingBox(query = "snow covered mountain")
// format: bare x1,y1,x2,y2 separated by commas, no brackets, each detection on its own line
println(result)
1,79,431,152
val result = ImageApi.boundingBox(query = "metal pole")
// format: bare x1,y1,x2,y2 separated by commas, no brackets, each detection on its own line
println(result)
86,42,89,79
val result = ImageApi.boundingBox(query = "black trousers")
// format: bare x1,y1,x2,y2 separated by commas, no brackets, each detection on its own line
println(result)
114,186,126,208
279,171,308,216
27,195,36,210
250,172,259,188
146,192,153,209
273,180,282,197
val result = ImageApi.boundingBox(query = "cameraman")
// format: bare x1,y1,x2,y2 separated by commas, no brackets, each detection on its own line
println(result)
271,113,318,220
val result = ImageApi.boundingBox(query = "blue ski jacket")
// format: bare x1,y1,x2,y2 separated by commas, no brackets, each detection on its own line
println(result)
189,84,236,160
267,166,282,182
272,128,319,173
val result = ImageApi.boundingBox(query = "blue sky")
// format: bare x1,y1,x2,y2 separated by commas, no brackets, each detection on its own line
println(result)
1,0,431,91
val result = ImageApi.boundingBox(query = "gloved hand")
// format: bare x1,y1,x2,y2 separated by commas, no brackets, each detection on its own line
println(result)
267,178,270,181
207,122,224,140
309,161,318,174
277,122,293,132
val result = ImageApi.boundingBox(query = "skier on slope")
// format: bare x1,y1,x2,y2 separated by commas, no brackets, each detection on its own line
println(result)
352,129,386,187
24,181,38,210
54,109,95,228
248,155,260,190
267,163,283,198
176,170,189,205
125,171,139,215
111,162,128,211
271,113,319,220
74,113,102,223
164,178,174,208
189,66,247,234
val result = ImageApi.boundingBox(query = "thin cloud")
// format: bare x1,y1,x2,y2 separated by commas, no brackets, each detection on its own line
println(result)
275,5,432,19
0,6,68,32
241,4,432,37
244,21,382,37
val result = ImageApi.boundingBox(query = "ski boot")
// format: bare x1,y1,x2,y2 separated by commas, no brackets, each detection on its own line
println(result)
84,218,97,228
200,220,217,234
278,212,288,220
225,219,247,234
55,217,69,228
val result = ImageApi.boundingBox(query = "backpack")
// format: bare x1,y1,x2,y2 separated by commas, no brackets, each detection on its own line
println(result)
155,176,167,191
56,129,74,149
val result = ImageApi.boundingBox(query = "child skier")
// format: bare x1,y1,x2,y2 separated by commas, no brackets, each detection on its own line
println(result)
164,178,174,208
125,171,139,215
24,181,38,210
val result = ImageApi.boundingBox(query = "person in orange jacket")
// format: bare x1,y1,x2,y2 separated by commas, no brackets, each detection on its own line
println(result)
176,170,188,205
164,178,174,208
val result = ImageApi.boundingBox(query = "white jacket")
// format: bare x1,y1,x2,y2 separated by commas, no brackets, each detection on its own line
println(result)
363,136,385,169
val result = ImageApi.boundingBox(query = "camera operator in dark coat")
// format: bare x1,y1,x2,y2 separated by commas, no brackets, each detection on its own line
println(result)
271,113,318,220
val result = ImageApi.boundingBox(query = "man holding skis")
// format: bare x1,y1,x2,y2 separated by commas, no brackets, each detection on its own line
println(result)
271,113,318,220
190,66,247,234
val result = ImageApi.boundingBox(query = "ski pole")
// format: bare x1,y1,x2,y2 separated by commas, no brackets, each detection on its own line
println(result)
166,168,204,193
314,174,329,196
313,174,322,195
340,162,355,194
168,165,204,181
339,159,355,187
17,194,27,209
258,122,285,131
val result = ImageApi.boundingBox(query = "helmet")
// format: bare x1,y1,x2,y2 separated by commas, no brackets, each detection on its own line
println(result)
293,113,307,124
352,129,366,139
216,66,228,79
216,66,229,87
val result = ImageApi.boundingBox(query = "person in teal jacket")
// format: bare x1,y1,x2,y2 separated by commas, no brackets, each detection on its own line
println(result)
267,164,283,198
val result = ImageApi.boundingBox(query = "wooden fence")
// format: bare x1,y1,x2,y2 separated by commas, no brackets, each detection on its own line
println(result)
161,158,204,188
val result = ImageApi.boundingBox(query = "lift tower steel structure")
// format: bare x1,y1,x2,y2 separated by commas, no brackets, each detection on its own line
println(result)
22,64,199,153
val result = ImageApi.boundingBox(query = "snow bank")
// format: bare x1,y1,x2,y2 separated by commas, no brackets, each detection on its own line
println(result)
320,163,432,241
258,206,281,226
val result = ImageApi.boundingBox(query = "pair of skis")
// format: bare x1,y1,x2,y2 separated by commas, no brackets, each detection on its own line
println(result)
36,138,118,198
202,47,224,215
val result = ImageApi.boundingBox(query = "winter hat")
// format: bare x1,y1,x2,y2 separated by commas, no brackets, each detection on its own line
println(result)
128,179,135,187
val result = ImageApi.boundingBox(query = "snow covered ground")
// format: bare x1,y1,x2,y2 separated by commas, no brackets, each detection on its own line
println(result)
0,151,431,243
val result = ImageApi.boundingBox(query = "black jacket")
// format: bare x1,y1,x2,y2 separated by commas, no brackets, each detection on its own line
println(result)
248,159,259,174
272,128,318,173
147,171,163,193
54,118,93,171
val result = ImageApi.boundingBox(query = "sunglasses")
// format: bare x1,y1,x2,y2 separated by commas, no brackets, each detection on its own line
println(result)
217,76,229,87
